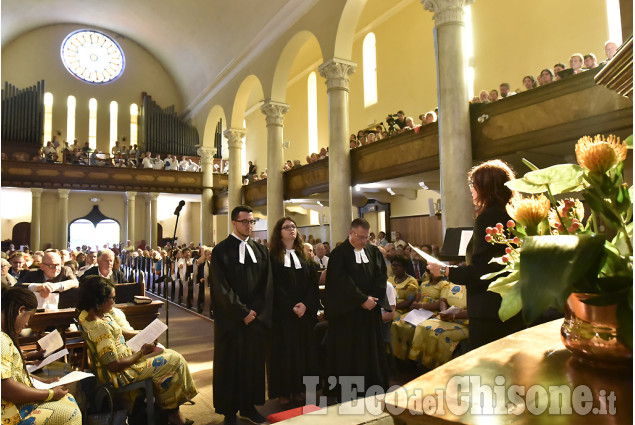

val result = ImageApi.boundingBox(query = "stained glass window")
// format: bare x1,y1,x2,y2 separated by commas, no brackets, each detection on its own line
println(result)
61,30,125,84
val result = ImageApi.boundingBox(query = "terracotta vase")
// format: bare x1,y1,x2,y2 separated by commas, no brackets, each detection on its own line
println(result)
560,293,632,368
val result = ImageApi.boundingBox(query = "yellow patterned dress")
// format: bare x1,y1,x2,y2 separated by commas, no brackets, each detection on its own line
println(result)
390,278,443,360
78,311,197,410
408,282,469,369
389,275,419,320
1,332,81,425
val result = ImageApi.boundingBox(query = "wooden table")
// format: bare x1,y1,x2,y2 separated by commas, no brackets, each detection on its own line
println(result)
27,300,164,335
384,320,632,424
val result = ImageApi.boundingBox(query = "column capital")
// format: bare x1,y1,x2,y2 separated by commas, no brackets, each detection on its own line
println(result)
31,188,43,197
144,192,159,202
318,58,357,91
126,191,137,201
224,128,246,149
421,0,474,25
260,100,290,127
198,146,217,165
57,188,70,199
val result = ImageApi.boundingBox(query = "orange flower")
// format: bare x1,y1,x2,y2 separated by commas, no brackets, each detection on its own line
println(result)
506,194,551,231
575,134,627,174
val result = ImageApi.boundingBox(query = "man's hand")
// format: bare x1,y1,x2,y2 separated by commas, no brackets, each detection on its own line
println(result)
361,296,378,310
38,283,55,298
292,303,306,318
243,310,257,325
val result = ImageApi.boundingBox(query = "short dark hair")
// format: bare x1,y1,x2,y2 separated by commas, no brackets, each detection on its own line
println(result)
231,205,253,221
554,62,566,69
390,255,409,268
499,83,510,89
583,53,596,60
350,218,370,230
397,110,404,115
78,276,115,312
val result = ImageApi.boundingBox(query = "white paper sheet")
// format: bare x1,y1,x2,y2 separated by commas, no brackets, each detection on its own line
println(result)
458,230,473,256
403,309,435,326
38,330,64,356
441,305,463,315
27,349,69,373
127,319,168,353
31,371,94,389
35,292,60,310
409,244,448,266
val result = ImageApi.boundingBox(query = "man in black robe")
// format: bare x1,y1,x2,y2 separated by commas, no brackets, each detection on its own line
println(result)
324,217,389,402
211,205,272,425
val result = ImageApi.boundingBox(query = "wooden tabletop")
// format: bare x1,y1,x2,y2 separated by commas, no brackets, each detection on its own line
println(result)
384,319,632,424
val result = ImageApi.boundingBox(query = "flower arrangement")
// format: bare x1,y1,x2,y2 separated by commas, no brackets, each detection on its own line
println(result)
484,134,633,348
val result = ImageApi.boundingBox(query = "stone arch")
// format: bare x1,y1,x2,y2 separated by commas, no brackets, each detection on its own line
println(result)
271,30,324,102
202,104,227,157
333,0,368,60
231,75,265,128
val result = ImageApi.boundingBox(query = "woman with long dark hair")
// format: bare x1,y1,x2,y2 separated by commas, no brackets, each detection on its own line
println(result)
267,217,320,405
77,276,197,425
1,287,82,424
427,159,525,350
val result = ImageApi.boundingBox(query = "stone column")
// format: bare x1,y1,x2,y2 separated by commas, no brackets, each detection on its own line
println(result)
223,128,246,233
318,58,356,244
145,192,159,249
57,189,70,249
126,191,137,245
261,100,289,238
30,188,43,251
199,147,216,245
422,0,475,230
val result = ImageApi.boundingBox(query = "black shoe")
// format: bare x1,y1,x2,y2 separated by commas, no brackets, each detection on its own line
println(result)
238,407,267,424
223,413,237,425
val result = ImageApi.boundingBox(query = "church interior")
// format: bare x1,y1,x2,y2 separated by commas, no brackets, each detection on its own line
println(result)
1,0,633,424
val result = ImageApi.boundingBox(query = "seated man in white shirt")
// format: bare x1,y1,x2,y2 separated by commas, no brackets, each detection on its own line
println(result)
153,154,165,170
185,158,200,172
313,243,329,269
80,249,126,283
142,152,154,168
17,251,79,309
76,251,97,277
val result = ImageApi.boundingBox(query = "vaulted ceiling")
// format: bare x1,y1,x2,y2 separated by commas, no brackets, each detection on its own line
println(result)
1,0,318,108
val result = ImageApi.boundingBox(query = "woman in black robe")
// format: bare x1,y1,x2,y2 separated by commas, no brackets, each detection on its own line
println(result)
267,217,320,405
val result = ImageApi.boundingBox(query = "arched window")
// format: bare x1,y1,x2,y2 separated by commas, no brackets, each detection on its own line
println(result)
242,119,248,176
69,206,121,250
307,72,318,154
606,0,623,44
67,96,76,144
130,103,138,146
43,92,53,144
363,32,378,107
110,101,118,152
88,98,98,149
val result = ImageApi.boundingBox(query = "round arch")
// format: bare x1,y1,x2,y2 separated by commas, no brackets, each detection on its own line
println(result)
69,205,121,251
231,75,265,129
271,30,324,102
202,104,227,157
334,0,368,60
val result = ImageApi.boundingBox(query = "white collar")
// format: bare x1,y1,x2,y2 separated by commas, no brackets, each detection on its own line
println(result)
354,248,369,264
284,249,302,269
231,233,257,264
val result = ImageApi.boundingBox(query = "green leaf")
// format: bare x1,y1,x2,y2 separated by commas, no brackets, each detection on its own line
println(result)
506,164,585,195
601,240,632,275
522,158,539,171
624,134,633,149
487,270,522,321
519,234,606,324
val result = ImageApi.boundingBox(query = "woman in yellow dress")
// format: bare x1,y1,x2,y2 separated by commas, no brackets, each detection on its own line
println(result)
390,273,444,361
387,256,419,321
409,281,469,369
78,276,197,425
1,286,82,425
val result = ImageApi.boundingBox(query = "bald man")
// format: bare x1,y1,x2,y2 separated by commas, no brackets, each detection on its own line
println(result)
18,251,79,309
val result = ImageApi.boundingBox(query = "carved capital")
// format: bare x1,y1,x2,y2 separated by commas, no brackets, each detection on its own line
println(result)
146,192,159,201
261,100,290,127
224,128,246,149
57,188,70,199
318,59,357,91
125,191,137,201
198,146,217,165
422,0,474,25
31,188,43,197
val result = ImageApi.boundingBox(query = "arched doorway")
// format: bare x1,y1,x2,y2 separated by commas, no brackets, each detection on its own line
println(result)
69,206,121,251
11,222,30,249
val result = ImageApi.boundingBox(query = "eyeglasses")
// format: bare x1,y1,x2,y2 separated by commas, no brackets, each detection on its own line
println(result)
42,263,61,269
234,220,256,226
352,231,370,240
281,225,297,231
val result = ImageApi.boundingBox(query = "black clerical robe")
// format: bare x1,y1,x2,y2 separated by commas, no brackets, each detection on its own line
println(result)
324,239,389,401
210,235,272,415
267,253,320,398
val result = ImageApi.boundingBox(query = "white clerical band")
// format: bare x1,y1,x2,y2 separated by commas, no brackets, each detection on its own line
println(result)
284,249,302,269
354,249,369,264
239,239,257,264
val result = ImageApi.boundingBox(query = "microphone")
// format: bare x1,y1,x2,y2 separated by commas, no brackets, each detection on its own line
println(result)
174,200,185,215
